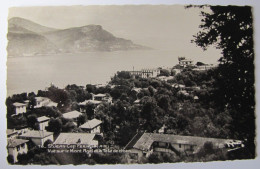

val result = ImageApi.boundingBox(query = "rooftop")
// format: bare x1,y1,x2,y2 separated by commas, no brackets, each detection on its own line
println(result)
37,116,50,122
19,130,53,139
53,133,96,145
133,99,141,104
132,88,142,93
13,102,26,107
8,139,29,148
7,129,18,136
63,110,82,119
79,119,102,129
35,97,48,102
180,59,193,62
194,96,199,100
45,101,58,107
94,94,106,97
125,133,238,151
79,100,88,106
79,100,101,105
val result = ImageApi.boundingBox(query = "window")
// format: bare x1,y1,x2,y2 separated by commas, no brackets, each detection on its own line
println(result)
179,144,181,148
190,145,193,150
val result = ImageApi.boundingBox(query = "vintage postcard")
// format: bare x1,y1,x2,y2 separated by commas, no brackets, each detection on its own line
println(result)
5,4,255,165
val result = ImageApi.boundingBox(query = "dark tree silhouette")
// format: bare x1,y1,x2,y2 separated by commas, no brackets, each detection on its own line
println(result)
192,5,255,158
7,154,14,164
46,118,62,134
27,114,38,129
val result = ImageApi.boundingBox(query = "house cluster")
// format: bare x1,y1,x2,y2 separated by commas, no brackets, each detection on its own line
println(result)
7,113,103,163
34,97,58,108
128,68,161,79
178,57,193,68
193,64,216,71
172,83,200,100
8,94,105,163
178,56,216,70
7,129,54,163
7,59,223,164
12,97,58,116
78,93,113,113
124,132,244,158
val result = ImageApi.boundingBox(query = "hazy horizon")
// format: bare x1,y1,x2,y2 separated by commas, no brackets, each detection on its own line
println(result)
8,5,221,63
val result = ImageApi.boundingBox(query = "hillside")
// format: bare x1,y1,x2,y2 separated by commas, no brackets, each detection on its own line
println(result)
7,32,59,56
7,17,150,56
9,17,57,33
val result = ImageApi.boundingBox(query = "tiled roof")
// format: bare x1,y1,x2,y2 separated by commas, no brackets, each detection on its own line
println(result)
124,132,145,150
19,130,53,139
7,139,29,148
13,102,26,107
53,133,96,145
79,119,102,129
63,110,82,119
37,116,50,122
126,133,237,151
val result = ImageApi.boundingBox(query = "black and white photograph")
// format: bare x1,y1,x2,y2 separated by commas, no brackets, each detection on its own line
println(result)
2,1,258,167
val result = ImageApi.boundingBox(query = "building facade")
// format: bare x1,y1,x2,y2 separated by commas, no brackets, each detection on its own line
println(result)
36,116,50,130
13,102,27,115
79,118,102,134
7,139,29,163
53,133,99,148
19,130,54,147
34,97,58,108
125,132,244,158
129,68,160,79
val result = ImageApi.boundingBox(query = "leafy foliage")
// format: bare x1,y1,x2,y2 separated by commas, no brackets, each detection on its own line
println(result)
192,5,255,158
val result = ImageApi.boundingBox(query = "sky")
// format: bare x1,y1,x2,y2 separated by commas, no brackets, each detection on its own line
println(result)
8,5,221,64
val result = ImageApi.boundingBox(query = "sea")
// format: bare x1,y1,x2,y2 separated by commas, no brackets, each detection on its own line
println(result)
6,50,218,96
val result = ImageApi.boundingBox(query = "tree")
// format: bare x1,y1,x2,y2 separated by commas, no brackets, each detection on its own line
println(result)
170,69,176,76
85,104,95,120
28,95,36,109
43,139,53,148
86,84,96,93
48,85,70,107
157,94,170,111
196,62,205,66
62,121,76,132
17,153,28,164
7,155,14,164
6,97,15,116
192,5,255,158
159,69,170,77
117,71,131,79
148,153,164,164
46,118,62,134
27,114,38,129
78,114,88,126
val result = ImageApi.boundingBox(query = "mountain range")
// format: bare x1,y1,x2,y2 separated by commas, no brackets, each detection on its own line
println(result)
7,17,150,56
